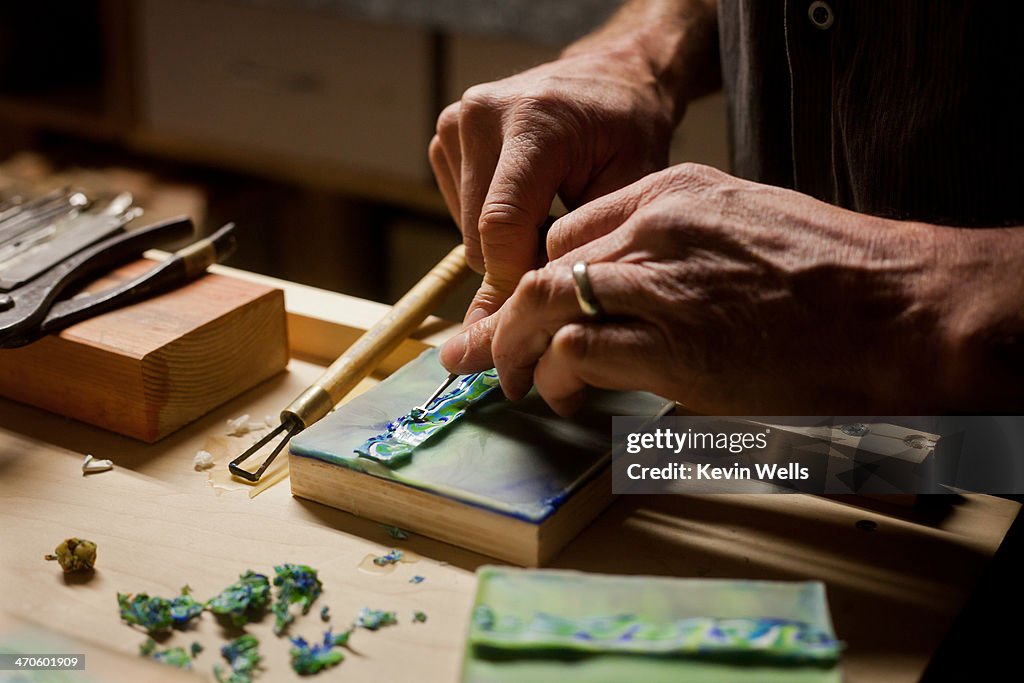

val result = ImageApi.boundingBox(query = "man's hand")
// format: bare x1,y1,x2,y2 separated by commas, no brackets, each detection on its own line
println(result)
429,1,721,325
430,51,676,324
440,163,1024,414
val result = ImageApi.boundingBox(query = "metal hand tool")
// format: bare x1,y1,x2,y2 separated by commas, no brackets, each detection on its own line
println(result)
229,243,471,481
409,372,459,421
0,217,237,348
0,192,139,289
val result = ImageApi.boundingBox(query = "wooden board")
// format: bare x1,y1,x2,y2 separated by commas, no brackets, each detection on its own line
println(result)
0,612,195,683
0,258,288,442
289,348,673,566
0,272,1020,683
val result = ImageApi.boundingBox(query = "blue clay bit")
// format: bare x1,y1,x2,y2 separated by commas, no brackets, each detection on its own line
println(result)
169,586,204,627
118,586,202,634
272,564,323,635
215,634,262,683
356,607,398,631
409,575,425,584
289,628,353,675
356,369,500,467
206,571,271,627
118,593,171,633
139,638,194,670
372,549,403,567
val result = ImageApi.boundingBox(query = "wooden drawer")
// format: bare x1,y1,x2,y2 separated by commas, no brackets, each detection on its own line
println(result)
138,0,434,180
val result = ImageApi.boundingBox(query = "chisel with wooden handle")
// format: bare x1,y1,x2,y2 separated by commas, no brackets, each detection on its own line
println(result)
230,243,471,481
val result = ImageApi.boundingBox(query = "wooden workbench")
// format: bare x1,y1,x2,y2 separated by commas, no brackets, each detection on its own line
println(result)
0,267,1018,682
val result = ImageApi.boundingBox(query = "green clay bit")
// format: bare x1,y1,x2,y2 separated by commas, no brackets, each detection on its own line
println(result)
207,571,271,627
289,629,353,675
139,638,193,670
119,587,201,633
44,537,97,572
381,524,410,540
122,594,176,633
356,369,500,467
372,549,403,567
119,591,171,633
413,611,427,623
320,606,330,622
191,642,203,657
272,564,323,635
169,586,205,626
215,634,262,683
470,607,842,663
356,608,398,631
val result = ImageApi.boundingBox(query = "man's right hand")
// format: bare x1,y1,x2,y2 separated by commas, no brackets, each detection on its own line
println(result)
429,48,678,325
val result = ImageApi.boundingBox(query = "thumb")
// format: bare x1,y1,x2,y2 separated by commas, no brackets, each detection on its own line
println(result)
440,312,499,374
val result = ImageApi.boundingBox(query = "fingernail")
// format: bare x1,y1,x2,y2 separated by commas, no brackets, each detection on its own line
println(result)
464,307,488,326
440,332,468,370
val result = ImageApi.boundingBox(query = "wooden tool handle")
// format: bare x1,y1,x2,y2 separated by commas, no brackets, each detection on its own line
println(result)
283,243,470,428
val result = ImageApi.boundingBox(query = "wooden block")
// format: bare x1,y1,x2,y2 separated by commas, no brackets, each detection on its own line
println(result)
0,258,288,441
290,349,672,566
291,451,617,567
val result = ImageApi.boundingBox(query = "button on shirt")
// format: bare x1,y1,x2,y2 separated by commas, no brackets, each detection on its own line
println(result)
718,0,1024,226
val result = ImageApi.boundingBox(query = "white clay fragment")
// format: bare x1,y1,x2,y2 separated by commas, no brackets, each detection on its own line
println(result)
226,414,252,436
265,415,276,428
225,414,268,437
82,454,114,475
193,450,215,471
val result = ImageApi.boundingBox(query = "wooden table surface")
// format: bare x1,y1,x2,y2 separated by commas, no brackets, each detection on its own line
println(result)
0,269,1019,683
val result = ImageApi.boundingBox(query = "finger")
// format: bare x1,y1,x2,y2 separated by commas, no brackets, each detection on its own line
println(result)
489,261,649,400
465,131,568,322
436,102,482,269
440,101,487,272
534,321,671,416
436,102,464,198
429,135,461,226
443,260,633,380
444,222,649,377
546,179,646,260
456,96,504,277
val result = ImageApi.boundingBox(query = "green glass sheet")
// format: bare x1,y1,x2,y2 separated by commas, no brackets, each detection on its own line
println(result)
462,567,842,683
289,348,673,523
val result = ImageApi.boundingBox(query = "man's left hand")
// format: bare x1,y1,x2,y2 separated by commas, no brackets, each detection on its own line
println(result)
440,163,966,414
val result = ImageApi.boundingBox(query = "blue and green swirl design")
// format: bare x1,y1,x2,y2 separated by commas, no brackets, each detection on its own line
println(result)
356,369,500,467
470,607,841,663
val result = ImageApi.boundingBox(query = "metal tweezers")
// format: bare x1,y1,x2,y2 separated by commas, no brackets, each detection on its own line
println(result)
0,214,238,349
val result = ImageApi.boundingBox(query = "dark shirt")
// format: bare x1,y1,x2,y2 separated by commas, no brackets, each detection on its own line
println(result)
718,0,1024,226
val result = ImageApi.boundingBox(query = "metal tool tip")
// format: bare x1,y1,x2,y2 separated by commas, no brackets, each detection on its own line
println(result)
227,418,303,482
